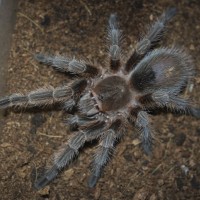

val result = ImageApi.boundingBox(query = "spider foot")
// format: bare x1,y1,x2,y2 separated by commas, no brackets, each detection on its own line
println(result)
164,7,177,22
34,168,58,190
190,107,200,119
142,141,153,156
34,53,47,63
88,174,100,188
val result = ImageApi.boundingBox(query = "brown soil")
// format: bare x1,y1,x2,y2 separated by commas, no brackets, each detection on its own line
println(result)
0,0,200,199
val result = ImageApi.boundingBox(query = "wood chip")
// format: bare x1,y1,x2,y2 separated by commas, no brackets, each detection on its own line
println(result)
132,139,141,146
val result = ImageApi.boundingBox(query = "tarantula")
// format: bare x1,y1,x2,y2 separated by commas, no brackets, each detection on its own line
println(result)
1,8,200,189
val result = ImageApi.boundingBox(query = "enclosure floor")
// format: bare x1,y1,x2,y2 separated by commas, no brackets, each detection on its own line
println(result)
0,1,200,200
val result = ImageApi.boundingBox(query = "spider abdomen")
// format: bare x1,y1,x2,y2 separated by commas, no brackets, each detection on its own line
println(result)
93,76,131,111
130,48,194,94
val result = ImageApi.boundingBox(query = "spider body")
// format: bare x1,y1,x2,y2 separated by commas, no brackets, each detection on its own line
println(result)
1,8,200,189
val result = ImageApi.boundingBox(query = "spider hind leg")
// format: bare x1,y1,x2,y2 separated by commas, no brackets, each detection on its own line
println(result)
125,7,177,73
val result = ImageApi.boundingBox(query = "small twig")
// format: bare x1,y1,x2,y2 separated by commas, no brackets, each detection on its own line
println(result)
38,133,63,138
80,0,92,16
151,163,162,175
165,164,177,176
30,61,39,70
18,12,44,33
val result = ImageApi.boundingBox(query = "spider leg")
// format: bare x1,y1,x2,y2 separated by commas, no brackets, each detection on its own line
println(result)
0,79,87,109
151,91,200,119
125,7,177,72
88,130,116,188
35,120,107,189
138,91,200,118
107,14,122,72
88,119,125,188
35,54,99,77
34,131,85,189
135,111,153,155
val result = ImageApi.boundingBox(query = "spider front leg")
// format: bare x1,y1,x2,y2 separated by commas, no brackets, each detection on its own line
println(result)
125,7,176,72
0,79,87,109
107,14,122,72
35,54,99,77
